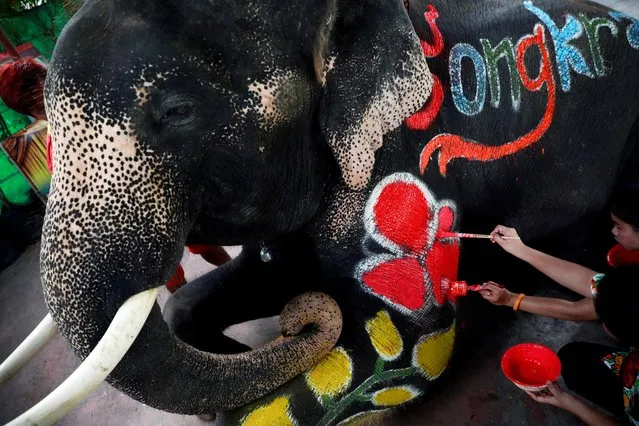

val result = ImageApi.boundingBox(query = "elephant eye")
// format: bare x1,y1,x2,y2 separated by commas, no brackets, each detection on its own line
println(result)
161,104,195,121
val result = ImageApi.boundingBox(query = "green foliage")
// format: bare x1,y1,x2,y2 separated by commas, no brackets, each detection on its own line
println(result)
0,0,82,25
0,1,71,57
0,1,46,19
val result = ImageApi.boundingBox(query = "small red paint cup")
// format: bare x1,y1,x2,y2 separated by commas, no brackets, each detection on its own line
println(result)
501,343,561,392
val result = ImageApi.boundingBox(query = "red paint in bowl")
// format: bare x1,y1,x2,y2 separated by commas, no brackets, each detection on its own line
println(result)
501,343,561,391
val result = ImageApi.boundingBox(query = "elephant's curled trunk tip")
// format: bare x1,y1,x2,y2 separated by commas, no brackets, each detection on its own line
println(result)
280,292,342,344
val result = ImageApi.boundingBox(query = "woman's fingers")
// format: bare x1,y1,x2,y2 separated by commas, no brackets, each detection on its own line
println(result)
482,282,501,291
490,224,518,240
479,289,497,303
546,381,561,395
526,382,561,406
491,225,505,235
526,391,549,403
525,390,539,400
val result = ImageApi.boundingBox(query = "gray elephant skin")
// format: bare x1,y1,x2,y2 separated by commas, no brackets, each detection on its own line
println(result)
41,0,639,424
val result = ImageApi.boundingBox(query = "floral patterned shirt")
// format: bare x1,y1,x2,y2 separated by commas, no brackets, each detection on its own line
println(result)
601,351,639,425
590,272,605,297
592,273,639,424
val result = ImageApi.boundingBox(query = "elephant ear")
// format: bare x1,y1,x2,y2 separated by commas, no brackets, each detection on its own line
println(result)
318,0,433,190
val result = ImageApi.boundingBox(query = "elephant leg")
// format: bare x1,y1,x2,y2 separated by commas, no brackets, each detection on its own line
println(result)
164,245,319,354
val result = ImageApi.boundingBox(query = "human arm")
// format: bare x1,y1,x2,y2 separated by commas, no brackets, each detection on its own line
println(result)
479,282,597,321
490,225,598,298
526,382,618,426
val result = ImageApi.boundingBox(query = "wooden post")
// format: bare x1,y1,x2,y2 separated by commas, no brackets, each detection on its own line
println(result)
0,28,20,59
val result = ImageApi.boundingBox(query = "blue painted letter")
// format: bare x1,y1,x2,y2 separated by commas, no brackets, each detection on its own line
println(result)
525,0,594,92
449,43,487,116
610,11,639,49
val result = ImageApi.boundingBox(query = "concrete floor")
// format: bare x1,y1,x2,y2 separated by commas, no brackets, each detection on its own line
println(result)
1,0,638,424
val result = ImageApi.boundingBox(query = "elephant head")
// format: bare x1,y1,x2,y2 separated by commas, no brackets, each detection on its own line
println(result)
41,0,432,416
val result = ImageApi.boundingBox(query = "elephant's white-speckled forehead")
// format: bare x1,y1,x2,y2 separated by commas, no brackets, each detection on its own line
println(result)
42,83,184,356
132,68,170,106
248,69,303,130
46,76,179,237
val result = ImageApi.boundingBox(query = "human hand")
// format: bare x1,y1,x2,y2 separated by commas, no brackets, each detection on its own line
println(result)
525,381,570,409
478,282,515,306
490,225,527,257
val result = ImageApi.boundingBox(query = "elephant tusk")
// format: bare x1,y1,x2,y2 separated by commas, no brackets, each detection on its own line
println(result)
0,314,57,385
6,287,159,426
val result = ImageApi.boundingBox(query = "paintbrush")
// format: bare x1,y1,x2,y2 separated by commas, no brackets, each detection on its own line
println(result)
438,231,521,240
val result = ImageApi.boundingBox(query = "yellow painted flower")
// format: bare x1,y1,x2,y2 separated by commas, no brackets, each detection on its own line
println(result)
365,310,403,361
370,385,422,407
241,397,297,426
305,347,353,399
412,322,455,379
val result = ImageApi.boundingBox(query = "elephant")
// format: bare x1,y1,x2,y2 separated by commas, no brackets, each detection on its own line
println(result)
32,0,639,424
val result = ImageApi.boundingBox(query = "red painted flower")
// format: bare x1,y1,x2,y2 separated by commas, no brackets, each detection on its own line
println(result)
356,173,460,313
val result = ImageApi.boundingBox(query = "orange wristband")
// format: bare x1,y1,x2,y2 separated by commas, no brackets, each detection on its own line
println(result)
513,293,525,311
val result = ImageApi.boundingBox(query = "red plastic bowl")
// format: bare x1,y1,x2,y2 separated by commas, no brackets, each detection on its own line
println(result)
501,343,561,391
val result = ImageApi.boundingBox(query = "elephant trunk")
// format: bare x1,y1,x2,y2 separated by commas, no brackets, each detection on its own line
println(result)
106,291,342,413
39,206,341,413
40,268,341,414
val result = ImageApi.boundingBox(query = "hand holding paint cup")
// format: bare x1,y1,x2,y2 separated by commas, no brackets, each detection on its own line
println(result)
524,381,570,408
501,343,561,394
479,282,513,306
